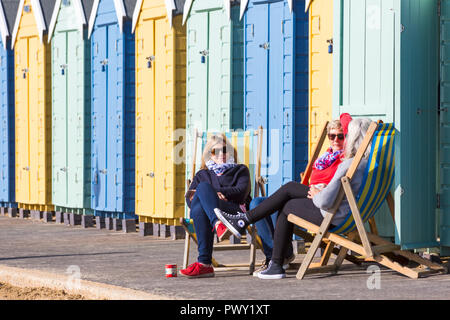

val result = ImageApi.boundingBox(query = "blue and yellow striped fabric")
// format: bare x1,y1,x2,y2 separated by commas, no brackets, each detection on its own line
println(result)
185,130,260,220
203,131,259,197
330,123,396,235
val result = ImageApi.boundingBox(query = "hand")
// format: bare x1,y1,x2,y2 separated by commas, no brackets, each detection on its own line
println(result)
217,192,227,201
307,186,321,199
186,190,196,201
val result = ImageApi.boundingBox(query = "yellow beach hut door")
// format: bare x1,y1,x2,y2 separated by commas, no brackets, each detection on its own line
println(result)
15,36,39,204
136,17,172,218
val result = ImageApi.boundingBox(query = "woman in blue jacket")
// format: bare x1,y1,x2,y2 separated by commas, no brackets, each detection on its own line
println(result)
180,134,252,278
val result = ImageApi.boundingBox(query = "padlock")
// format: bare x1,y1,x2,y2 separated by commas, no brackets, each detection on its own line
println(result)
327,39,333,54
201,55,206,64
147,60,151,68
23,72,26,79
102,65,106,72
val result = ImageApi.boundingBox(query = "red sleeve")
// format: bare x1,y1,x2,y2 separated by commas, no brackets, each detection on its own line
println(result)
309,159,342,186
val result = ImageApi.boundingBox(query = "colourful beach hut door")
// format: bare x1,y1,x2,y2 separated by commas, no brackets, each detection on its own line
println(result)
185,0,244,187
92,24,121,212
333,0,439,247
90,0,136,219
440,0,450,254
0,39,14,206
244,0,309,195
52,30,86,209
15,36,40,204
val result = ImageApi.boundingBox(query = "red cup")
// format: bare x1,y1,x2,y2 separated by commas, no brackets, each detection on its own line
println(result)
165,264,177,278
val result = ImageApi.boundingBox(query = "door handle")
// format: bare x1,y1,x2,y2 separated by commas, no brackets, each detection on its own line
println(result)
60,167,67,172
259,42,270,50
146,55,155,68
147,172,155,178
23,166,29,171
100,169,107,174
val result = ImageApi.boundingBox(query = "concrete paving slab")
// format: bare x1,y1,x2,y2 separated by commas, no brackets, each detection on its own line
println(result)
0,216,449,300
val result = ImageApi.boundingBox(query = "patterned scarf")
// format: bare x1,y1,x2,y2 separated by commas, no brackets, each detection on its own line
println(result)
313,148,343,170
206,157,237,176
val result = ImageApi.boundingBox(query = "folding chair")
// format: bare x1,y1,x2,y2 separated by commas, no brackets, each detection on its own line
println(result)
296,121,364,266
180,127,266,274
288,122,447,279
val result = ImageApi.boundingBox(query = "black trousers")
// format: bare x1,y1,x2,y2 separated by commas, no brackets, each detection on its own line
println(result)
246,181,329,265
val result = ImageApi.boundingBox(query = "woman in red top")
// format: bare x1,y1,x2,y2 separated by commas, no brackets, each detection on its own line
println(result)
215,114,351,276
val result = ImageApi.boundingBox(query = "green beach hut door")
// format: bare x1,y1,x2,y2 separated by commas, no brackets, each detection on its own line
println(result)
52,32,68,207
440,0,450,253
334,0,440,248
333,0,396,238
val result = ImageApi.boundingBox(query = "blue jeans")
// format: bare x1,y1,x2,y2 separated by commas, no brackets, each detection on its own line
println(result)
251,197,277,260
190,182,240,265
251,197,295,261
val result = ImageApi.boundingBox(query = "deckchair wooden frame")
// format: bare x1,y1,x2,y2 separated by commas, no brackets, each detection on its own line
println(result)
180,127,266,274
298,121,374,266
288,121,447,279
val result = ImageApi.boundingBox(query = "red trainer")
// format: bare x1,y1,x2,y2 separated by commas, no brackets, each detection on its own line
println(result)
179,262,214,278
215,222,231,242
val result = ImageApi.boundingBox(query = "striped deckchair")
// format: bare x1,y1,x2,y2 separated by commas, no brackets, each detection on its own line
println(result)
180,128,266,274
288,122,447,279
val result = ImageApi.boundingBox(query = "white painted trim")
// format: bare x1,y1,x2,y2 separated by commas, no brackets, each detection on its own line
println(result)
0,1,10,49
131,0,143,33
113,0,126,33
182,0,193,25
165,0,176,27
223,0,230,20
305,0,313,12
87,0,99,39
75,0,87,25
48,0,87,42
288,0,292,12
11,0,25,49
31,0,47,43
239,0,248,20
74,0,87,37
47,0,62,42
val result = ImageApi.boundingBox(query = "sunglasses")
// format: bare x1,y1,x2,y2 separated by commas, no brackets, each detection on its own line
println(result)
328,133,345,141
211,146,228,156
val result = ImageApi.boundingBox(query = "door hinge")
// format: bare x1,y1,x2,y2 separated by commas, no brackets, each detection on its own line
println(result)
437,194,441,209
401,24,405,33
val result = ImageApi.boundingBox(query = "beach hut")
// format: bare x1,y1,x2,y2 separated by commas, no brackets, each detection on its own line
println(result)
48,0,94,226
0,0,20,217
332,0,444,249
132,0,186,238
11,0,56,221
241,0,309,196
88,0,137,232
183,0,245,194
306,0,333,159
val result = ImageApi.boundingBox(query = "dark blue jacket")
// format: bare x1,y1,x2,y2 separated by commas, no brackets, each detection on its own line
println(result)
186,164,252,209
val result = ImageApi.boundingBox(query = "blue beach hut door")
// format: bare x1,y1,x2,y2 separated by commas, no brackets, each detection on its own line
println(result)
244,0,307,196
92,24,122,213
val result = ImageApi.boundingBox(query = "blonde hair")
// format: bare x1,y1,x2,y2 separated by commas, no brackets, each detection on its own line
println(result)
200,134,238,170
327,119,343,134
345,118,372,159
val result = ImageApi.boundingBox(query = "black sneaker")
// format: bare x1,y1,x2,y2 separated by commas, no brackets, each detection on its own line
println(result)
253,258,270,277
258,260,286,280
213,208,248,239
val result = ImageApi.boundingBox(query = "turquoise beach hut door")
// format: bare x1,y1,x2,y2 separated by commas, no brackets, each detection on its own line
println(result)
243,0,309,196
184,0,244,191
440,0,450,254
333,0,439,249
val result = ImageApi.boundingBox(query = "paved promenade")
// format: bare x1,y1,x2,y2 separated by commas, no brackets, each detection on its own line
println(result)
0,216,449,300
